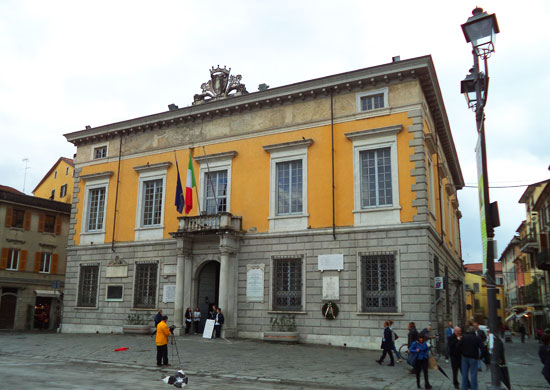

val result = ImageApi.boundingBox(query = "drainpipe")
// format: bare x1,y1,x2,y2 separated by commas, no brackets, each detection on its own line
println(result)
330,90,336,240
111,132,123,252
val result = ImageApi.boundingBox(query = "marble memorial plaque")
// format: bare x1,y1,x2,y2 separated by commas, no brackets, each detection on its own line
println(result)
162,285,176,303
322,276,340,300
163,263,177,276
318,254,344,271
106,265,128,278
246,264,264,302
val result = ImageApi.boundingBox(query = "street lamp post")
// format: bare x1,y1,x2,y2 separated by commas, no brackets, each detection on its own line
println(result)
461,7,504,390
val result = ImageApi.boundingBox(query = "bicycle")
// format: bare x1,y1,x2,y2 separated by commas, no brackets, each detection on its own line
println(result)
398,339,441,362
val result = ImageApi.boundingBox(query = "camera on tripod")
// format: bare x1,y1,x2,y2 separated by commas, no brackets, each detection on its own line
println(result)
169,324,177,334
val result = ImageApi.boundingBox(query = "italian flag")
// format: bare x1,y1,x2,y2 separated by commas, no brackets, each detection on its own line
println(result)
185,153,196,214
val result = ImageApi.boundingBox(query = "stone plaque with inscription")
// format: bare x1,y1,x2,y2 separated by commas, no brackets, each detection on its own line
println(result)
322,276,340,300
246,264,264,302
163,263,177,276
162,285,176,303
318,254,344,272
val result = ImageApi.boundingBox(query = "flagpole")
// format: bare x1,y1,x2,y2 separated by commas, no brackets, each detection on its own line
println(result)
190,148,201,215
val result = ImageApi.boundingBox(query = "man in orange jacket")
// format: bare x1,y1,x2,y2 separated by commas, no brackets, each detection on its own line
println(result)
156,315,171,366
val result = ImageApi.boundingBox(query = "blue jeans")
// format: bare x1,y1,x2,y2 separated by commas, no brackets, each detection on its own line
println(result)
461,357,478,390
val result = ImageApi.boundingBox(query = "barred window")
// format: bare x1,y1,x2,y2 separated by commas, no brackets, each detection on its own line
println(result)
360,147,392,207
273,257,302,311
40,253,52,273
204,170,228,215
87,187,106,231
276,160,303,215
77,265,99,307
361,253,397,312
134,263,158,308
142,179,163,226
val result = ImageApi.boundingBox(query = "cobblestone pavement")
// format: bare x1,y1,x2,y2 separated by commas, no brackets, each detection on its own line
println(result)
0,332,547,389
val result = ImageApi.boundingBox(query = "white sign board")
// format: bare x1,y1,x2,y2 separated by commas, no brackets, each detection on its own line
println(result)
162,285,176,303
322,276,340,300
434,276,444,290
318,254,344,272
202,319,215,339
246,264,264,302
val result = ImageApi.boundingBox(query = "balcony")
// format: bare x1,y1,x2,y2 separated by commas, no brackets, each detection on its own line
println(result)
176,213,242,234
520,233,539,253
536,250,550,271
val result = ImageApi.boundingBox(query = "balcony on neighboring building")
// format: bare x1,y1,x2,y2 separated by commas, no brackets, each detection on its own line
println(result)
520,232,539,253
536,250,550,271
176,213,242,235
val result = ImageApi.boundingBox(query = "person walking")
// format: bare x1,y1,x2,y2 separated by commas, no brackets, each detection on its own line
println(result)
388,320,403,362
538,333,550,385
376,321,395,366
445,321,454,363
184,307,193,335
214,307,224,338
448,326,463,389
193,306,201,334
473,323,487,371
407,322,420,374
410,334,432,389
155,315,171,367
457,326,484,390
519,323,526,343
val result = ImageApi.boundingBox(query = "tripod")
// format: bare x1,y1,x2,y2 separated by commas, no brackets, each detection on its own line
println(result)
169,331,181,365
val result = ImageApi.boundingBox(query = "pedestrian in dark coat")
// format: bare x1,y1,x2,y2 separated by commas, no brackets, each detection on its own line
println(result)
457,326,484,390
376,321,395,366
448,326,463,389
408,322,419,347
519,324,526,343
151,309,163,337
410,335,432,389
539,334,550,385
214,307,224,338
185,307,192,335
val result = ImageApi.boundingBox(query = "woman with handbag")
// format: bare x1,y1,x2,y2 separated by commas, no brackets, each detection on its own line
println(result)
410,334,432,389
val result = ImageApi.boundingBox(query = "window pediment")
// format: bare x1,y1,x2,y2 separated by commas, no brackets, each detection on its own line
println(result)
345,125,402,141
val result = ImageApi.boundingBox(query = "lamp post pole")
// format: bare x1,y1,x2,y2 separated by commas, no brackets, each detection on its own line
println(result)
461,7,503,390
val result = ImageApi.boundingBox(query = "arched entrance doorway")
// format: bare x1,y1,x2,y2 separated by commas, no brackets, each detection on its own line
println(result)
196,260,220,332
0,288,18,329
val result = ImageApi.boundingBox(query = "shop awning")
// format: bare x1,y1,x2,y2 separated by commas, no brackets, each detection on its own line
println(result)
34,290,60,298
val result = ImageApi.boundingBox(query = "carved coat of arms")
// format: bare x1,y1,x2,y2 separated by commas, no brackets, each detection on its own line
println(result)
193,66,248,104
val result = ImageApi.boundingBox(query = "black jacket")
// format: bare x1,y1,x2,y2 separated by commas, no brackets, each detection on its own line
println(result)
457,332,484,359
381,326,394,351
447,334,461,359
408,327,419,347
215,312,224,325
539,345,550,380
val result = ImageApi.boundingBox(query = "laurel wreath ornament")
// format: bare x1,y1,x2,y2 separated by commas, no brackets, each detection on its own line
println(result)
322,301,339,320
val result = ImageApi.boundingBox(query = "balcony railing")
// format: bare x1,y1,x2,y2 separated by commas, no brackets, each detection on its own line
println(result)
536,250,550,271
177,213,242,234
520,232,539,253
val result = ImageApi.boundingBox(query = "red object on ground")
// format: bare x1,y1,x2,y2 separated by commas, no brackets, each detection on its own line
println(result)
113,347,129,351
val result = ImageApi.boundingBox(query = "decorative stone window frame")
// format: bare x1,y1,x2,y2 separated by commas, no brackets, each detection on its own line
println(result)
92,143,108,160
427,154,436,218
133,162,171,241
356,87,389,113
356,250,402,315
264,139,313,232
346,125,402,227
80,171,113,245
132,260,159,309
105,284,124,302
194,151,237,215
268,254,307,313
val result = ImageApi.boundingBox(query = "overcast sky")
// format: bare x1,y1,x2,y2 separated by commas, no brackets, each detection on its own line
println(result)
1,0,548,264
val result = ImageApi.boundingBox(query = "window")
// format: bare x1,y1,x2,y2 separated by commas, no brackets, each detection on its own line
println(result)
54,170,58,179
196,151,236,216
134,262,158,308
77,264,99,307
66,166,70,175
87,187,106,231
106,285,124,301
50,189,55,200
276,160,303,214
204,170,228,214
142,179,163,226
93,145,107,159
347,125,402,227
273,257,303,311
427,156,436,216
12,209,25,228
356,88,388,112
496,277,503,285
473,283,480,292
40,253,51,273
60,184,67,198
44,215,56,233
360,148,392,207
474,299,480,309
7,249,20,270
361,253,397,312
264,139,311,232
